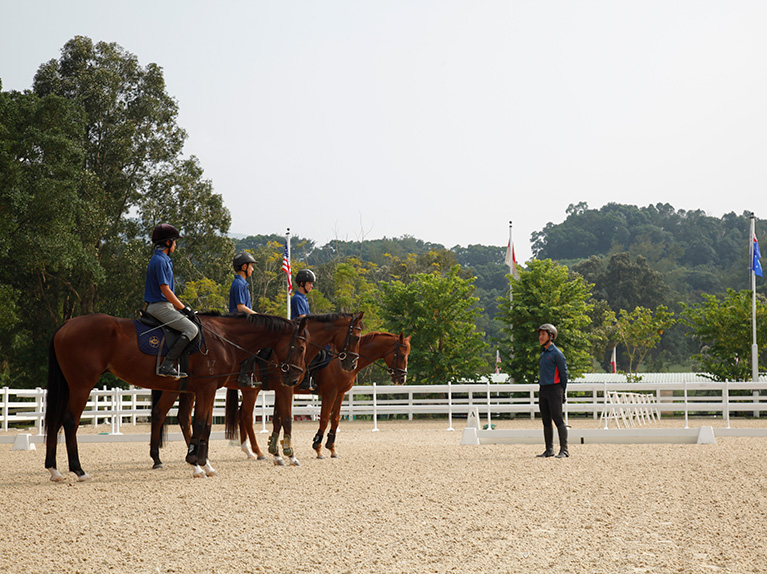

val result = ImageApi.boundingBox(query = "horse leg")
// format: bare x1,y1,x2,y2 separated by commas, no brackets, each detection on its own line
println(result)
186,388,215,478
177,392,195,446
276,387,300,466
269,390,287,466
327,393,347,458
312,389,337,459
63,388,93,481
240,389,265,460
150,390,179,469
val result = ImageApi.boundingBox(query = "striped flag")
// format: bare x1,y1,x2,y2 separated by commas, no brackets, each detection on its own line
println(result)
504,240,519,279
610,345,617,374
752,232,763,277
282,242,292,293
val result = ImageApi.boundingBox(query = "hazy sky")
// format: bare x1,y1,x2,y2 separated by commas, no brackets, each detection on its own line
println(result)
2,1,766,262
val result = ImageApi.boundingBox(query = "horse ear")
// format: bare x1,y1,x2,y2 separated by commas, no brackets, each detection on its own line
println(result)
398,332,404,342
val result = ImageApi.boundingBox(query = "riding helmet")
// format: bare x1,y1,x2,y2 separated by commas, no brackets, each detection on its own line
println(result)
295,269,316,285
538,323,558,340
151,223,182,245
233,251,256,271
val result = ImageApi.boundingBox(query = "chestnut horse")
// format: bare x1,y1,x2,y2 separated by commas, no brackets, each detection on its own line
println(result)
45,312,309,481
230,331,410,461
149,312,364,469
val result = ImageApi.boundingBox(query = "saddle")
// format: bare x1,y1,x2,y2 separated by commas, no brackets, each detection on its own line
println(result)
133,310,204,385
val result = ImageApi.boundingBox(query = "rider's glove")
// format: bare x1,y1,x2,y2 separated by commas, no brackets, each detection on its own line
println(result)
180,305,196,319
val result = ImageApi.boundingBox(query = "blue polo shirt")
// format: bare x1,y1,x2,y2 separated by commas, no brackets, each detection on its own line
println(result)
291,290,310,318
539,342,568,391
144,248,174,303
229,274,251,313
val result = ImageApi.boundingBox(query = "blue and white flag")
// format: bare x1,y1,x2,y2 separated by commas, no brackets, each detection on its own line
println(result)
752,233,763,277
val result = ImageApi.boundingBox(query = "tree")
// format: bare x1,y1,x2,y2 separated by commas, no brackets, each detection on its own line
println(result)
375,266,487,384
681,289,767,381
614,305,675,379
496,259,593,383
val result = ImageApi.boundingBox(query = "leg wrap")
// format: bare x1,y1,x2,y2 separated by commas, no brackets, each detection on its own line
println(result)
312,430,324,450
281,435,293,457
268,432,279,455
325,431,336,450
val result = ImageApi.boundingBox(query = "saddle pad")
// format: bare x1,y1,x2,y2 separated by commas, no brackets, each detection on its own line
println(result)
133,320,202,356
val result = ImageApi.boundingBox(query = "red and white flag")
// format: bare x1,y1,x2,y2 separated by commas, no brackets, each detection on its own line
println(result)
504,240,519,279
282,242,292,294
610,345,617,374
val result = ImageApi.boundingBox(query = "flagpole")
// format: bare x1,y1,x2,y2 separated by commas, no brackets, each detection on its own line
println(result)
508,221,513,304
286,228,291,320
751,214,758,382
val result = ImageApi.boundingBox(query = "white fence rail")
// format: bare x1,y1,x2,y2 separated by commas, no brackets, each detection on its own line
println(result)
2,381,766,435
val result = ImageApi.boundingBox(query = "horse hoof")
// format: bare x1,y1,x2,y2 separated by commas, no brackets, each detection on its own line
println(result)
273,457,286,467
331,453,340,458
257,455,267,461
77,473,92,482
316,454,325,460
290,458,301,467
48,468,66,482
152,463,165,470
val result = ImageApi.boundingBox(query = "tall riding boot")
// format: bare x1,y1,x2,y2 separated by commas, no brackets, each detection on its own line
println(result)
537,426,555,457
158,335,191,378
238,356,257,388
555,424,569,458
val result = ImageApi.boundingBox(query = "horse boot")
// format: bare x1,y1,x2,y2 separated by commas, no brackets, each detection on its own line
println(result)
237,356,257,388
555,424,569,458
537,426,555,457
158,334,191,379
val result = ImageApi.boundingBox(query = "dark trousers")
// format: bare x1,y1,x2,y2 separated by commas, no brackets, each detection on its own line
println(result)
539,384,568,452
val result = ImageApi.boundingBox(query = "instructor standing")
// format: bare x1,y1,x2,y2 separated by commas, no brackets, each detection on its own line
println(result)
536,323,569,458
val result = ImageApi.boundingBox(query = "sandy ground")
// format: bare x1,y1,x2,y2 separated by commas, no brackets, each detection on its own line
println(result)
1,417,766,574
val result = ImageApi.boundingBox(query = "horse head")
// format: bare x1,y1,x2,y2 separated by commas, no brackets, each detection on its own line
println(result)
279,316,310,386
383,332,410,385
336,311,364,372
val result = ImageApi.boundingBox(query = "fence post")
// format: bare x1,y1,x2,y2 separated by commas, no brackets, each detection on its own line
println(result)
724,380,730,429
259,391,268,433
486,381,492,430
2,387,8,432
603,381,608,430
371,383,379,432
754,390,760,419
446,381,454,431
684,381,688,429
111,387,123,435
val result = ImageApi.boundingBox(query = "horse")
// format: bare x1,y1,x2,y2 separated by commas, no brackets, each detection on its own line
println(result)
230,331,410,461
149,312,364,469
45,312,309,481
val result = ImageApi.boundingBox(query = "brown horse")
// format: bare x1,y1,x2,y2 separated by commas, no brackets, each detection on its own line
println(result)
149,312,364,470
231,331,410,461
45,312,309,481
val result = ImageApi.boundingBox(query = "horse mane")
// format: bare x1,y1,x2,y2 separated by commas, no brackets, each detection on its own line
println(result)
244,313,296,333
305,312,357,324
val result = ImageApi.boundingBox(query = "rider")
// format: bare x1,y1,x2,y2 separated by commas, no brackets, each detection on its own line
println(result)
144,224,198,379
229,251,258,388
291,268,321,390
536,323,569,459
291,268,315,319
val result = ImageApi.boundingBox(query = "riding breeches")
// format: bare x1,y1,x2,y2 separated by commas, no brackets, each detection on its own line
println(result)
146,301,199,340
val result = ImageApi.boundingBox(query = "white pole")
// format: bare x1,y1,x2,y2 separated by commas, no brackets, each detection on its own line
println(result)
286,228,292,320
750,214,758,382
260,391,268,433
486,380,492,430
371,383,379,432
446,381,454,431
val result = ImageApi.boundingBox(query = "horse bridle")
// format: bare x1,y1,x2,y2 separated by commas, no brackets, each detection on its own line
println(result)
335,317,362,366
365,338,408,382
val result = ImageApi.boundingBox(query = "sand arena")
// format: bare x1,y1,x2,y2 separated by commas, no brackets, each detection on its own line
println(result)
1,417,766,574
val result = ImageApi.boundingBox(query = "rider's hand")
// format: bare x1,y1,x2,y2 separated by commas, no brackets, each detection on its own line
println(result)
180,305,195,319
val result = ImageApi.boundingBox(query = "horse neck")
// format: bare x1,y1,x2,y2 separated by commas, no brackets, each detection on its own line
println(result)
308,317,349,349
208,316,290,355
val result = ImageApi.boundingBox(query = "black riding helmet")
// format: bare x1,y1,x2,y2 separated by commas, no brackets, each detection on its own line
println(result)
151,223,182,247
295,269,316,286
233,251,256,271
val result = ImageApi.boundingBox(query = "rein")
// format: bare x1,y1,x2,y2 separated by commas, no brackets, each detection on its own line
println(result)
199,319,306,376
361,339,408,379
310,318,363,364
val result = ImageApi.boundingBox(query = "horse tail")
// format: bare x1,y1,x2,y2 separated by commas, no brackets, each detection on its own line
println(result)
44,331,69,438
224,388,239,441
151,389,168,449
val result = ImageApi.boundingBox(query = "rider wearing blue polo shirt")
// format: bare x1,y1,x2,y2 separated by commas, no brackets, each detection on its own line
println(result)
144,224,198,379
290,269,315,318
230,252,258,387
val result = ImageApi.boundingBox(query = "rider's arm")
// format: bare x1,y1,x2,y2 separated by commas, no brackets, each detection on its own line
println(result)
237,303,257,315
160,284,184,310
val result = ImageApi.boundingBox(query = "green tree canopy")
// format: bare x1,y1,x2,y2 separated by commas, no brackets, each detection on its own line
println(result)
374,266,487,384
496,259,593,383
681,289,767,381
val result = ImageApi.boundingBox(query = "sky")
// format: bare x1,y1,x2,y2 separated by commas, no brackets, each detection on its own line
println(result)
2,1,767,263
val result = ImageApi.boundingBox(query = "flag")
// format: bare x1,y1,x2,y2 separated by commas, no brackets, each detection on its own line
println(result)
282,242,292,293
504,240,519,279
495,349,501,374
610,346,617,374
752,233,763,277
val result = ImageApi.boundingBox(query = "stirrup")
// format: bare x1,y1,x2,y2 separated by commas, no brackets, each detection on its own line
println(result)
158,362,186,379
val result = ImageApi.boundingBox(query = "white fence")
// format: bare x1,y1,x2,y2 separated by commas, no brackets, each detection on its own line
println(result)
2,381,766,435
